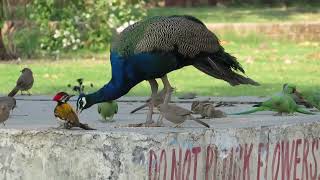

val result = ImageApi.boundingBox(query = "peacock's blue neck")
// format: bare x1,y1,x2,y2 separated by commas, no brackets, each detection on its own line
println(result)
84,50,183,109
85,52,141,108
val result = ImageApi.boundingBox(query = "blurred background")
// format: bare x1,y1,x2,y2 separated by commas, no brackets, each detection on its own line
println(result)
0,0,319,96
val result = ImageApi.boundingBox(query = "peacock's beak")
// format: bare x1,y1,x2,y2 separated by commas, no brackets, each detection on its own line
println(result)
76,107,83,114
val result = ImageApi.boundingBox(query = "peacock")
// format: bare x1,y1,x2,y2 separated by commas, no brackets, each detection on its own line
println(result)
76,15,259,126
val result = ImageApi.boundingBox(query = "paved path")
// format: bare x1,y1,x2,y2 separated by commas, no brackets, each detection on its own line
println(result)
2,95,320,132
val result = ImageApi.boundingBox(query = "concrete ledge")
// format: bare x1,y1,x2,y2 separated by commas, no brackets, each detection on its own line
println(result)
1,123,320,180
1,96,320,179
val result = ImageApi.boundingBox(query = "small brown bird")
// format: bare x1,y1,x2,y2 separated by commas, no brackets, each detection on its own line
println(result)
8,68,34,97
191,101,226,118
158,104,210,128
0,104,10,126
53,92,95,130
0,96,16,110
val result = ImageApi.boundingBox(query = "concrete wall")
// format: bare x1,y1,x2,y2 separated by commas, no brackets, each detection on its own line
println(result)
1,122,320,180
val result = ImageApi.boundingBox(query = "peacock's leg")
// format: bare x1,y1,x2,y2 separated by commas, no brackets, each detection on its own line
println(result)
146,79,158,125
161,75,173,105
156,75,174,126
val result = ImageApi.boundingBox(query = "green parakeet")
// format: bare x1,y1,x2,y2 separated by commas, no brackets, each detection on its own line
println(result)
97,101,118,121
231,84,314,115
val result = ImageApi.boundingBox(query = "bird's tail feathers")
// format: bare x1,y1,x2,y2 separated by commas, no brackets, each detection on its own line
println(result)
191,118,210,128
253,102,262,107
8,86,19,97
296,108,315,115
130,103,149,114
79,123,96,130
229,107,264,115
193,49,259,86
214,48,245,73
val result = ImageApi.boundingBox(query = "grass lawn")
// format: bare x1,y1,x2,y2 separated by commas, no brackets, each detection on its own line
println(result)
148,5,320,23
1,32,319,97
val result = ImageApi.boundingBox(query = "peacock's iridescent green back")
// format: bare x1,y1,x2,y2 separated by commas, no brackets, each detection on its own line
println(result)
112,16,220,58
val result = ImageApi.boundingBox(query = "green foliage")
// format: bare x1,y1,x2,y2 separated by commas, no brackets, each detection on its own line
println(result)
14,27,41,58
26,0,146,56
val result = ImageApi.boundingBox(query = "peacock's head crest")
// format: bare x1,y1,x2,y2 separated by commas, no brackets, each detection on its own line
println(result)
76,93,87,113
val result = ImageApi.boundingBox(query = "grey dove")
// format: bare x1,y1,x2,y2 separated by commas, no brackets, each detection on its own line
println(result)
0,104,10,126
158,104,210,128
0,96,16,110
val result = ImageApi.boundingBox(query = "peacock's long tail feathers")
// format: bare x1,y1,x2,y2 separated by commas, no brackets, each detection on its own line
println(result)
229,106,265,115
193,48,260,86
296,108,315,115
112,15,221,58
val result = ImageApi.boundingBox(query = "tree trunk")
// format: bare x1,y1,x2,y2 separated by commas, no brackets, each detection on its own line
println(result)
0,31,10,60
0,25,16,61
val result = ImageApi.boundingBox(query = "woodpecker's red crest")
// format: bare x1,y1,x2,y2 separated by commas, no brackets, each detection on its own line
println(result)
53,92,69,102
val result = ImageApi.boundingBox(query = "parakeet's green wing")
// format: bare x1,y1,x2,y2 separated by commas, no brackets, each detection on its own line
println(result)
114,102,118,114
98,104,101,114
261,95,281,109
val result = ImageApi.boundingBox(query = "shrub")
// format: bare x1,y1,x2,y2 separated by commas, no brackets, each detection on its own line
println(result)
14,26,41,58
27,0,146,56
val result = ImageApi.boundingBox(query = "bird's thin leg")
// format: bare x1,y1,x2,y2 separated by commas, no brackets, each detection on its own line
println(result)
157,113,164,126
55,123,65,129
274,112,283,116
161,75,173,105
146,79,158,125
174,123,183,128
64,122,72,129
156,75,173,126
